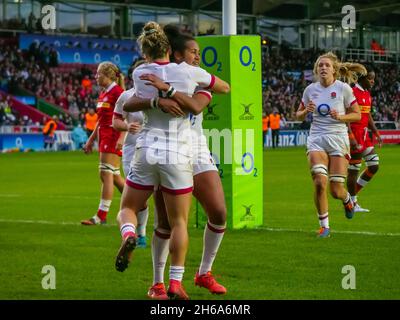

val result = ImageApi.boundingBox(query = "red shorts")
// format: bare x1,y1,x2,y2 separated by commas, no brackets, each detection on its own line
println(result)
98,126,121,155
350,127,374,155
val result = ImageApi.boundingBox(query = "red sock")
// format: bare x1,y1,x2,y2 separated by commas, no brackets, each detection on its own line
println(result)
97,209,108,221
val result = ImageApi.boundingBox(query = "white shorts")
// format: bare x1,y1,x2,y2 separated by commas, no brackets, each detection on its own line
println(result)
307,134,350,158
192,141,218,176
122,144,136,177
126,147,193,194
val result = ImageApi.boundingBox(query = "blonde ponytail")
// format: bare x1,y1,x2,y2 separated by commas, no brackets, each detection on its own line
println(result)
313,52,367,84
337,62,367,84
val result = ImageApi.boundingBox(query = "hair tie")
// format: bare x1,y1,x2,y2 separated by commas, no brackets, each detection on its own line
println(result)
144,29,157,36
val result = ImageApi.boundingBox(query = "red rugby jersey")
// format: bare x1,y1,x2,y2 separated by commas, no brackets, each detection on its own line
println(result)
96,82,124,128
350,84,371,130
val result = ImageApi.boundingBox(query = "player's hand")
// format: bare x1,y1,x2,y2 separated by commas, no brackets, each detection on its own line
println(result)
330,109,341,121
158,98,185,117
83,140,93,154
139,74,169,91
349,138,359,151
116,139,124,151
376,135,383,148
305,101,316,113
128,122,142,134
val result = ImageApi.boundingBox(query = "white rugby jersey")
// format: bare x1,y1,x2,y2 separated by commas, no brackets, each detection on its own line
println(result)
114,88,144,146
133,61,214,156
302,80,356,136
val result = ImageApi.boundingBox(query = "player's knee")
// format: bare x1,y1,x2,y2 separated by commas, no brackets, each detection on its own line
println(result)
313,175,327,193
99,162,120,176
311,164,328,178
368,164,379,174
348,160,362,172
364,153,379,168
329,187,343,199
208,205,227,225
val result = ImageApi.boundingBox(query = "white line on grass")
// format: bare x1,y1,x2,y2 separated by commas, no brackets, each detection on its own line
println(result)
257,226,400,237
0,218,399,237
0,194,121,200
0,218,116,227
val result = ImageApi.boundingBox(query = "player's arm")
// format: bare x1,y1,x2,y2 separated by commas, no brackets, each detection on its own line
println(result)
330,84,361,122
347,123,358,150
123,94,185,117
331,102,361,122
207,75,230,94
368,113,382,147
296,100,315,121
169,90,211,115
112,113,128,132
83,121,98,154
138,74,209,115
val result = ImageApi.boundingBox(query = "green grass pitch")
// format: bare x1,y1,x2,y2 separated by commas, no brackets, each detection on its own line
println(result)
0,146,399,299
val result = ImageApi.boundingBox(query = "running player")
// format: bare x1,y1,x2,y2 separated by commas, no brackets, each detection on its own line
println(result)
115,21,224,300
296,52,363,238
347,66,382,212
81,62,125,225
112,61,150,247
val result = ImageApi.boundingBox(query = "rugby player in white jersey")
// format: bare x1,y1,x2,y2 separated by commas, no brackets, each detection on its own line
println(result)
123,25,230,300
296,52,363,238
114,21,226,300
112,63,150,248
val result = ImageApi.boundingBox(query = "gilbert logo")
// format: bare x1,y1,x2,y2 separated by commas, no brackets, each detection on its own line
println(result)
241,204,255,221
204,103,220,121
239,103,254,120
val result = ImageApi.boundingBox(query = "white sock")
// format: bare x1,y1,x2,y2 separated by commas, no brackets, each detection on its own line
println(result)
137,207,149,237
120,223,136,239
351,195,357,203
343,192,351,204
169,266,184,282
318,212,329,228
98,199,112,211
199,221,226,275
152,229,170,285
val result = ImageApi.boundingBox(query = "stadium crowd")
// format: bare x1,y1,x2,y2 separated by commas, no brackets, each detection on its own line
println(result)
1,37,399,130
262,45,400,126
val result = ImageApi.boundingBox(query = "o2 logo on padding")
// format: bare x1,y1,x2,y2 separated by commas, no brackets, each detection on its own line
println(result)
239,46,256,71
201,46,222,72
241,152,258,177
317,104,331,116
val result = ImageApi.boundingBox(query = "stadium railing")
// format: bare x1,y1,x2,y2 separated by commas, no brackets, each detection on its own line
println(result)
375,121,398,130
0,125,42,134
53,130,76,151
343,48,399,64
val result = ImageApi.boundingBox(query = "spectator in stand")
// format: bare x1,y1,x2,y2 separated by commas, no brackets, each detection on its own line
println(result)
71,124,88,149
269,108,281,148
81,75,92,93
43,115,58,150
85,107,98,137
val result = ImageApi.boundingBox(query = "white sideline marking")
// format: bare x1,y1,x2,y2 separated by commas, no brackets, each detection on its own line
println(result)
0,194,121,200
257,226,400,237
0,219,116,227
0,218,399,237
